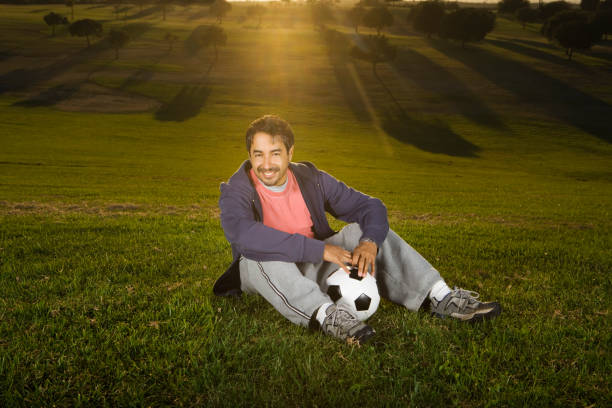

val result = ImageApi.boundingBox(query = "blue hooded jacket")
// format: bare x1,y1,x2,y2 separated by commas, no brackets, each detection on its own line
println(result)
213,160,389,296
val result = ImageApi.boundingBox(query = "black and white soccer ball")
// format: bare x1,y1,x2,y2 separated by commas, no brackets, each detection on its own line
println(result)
326,267,380,321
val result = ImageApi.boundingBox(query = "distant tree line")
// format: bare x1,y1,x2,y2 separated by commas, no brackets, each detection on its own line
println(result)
403,1,496,47
497,0,612,59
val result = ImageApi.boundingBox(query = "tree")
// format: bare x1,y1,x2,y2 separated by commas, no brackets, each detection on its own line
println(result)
541,10,602,57
44,12,68,36
439,8,496,48
411,1,446,38
66,0,75,21
362,6,394,35
516,6,541,28
210,0,232,24
185,25,227,63
246,4,266,29
108,29,130,59
350,34,396,77
310,1,335,29
350,35,400,109
542,10,588,39
580,0,600,11
498,0,530,14
159,0,174,21
358,0,380,6
540,1,571,20
111,0,129,20
593,10,612,39
69,18,103,47
164,32,179,52
554,20,599,59
347,4,366,33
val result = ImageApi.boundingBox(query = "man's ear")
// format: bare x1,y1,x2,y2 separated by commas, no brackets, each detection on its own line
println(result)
288,146,294,161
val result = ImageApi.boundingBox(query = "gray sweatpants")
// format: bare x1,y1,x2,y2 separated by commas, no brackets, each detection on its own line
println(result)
239,223,442,327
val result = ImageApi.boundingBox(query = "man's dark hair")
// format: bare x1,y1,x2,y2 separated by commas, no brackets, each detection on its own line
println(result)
245,115,295,153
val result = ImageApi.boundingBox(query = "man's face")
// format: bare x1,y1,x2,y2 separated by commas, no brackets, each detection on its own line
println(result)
249,132,294,187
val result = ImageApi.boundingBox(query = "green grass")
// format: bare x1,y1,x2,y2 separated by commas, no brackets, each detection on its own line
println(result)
1,3,611,407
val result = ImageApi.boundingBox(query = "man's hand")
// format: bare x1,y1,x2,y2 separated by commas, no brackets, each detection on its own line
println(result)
323,244,352,273
352,240,378,277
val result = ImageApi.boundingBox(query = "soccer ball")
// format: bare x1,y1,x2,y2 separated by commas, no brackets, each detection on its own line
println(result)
326,266,380,321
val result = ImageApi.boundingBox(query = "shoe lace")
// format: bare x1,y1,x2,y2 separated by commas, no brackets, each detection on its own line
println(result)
444,287,480,312
327,306,358,336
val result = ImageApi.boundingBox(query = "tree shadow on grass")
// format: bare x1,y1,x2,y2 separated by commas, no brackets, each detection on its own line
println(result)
512,38,559,51
0,50,16,62
12,83,80,107
123,7,160,21
512,37,612,63
392,47,506,130
187,9,211,21
488,39,589,69
154,85,210,122
381,109,481,157
322,29,372,122
0,40,111,95
122,22,154,38
429,39,612,143
86,5,109,10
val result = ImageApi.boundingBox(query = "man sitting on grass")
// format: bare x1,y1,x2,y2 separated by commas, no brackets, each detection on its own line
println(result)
214,115,501,344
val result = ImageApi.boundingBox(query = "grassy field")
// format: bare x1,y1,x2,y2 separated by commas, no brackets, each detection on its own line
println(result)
0,3,611,406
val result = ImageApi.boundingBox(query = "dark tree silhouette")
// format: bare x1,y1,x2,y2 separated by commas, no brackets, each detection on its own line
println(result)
516,6,541,28
347,5,366,33
185,25,227,69
69,18,103,47
310,1,335,29
108,29,130,59
439,8,496,48
164,32,179,52
66,0,75,20
540,1,571,20
210,0,232,24
593,10,612,39
541,10,602,58
350,35,396,77
580,0,600,11
159,0,173,21
350,35,399,109
542,10,589,39
44,12,68,36
411,1,446,38
498,0,530,14
246,4,266,28
554,20,599,59
362,6,394,35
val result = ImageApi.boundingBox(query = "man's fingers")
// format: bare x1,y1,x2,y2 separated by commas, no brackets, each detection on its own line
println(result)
358,256,366,277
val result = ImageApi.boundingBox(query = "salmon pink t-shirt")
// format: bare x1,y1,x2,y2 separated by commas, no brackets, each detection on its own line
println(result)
250,168,314,239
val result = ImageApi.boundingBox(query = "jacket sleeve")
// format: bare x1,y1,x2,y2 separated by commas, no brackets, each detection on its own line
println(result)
219,182,325,263
318,169,389,246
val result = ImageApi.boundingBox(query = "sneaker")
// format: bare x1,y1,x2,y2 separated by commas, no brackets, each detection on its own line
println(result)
430,287,501,322
321,304,375,344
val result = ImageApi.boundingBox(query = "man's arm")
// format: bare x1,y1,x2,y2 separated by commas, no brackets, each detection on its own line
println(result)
219,182,325,263
318,169,389,276
319,170,389,245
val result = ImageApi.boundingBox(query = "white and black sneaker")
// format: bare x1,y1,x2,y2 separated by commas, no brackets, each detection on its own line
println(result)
431,287,501,322
320,304,375,344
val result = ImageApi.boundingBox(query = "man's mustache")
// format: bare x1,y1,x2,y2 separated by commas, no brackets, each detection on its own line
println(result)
258,167,279,173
